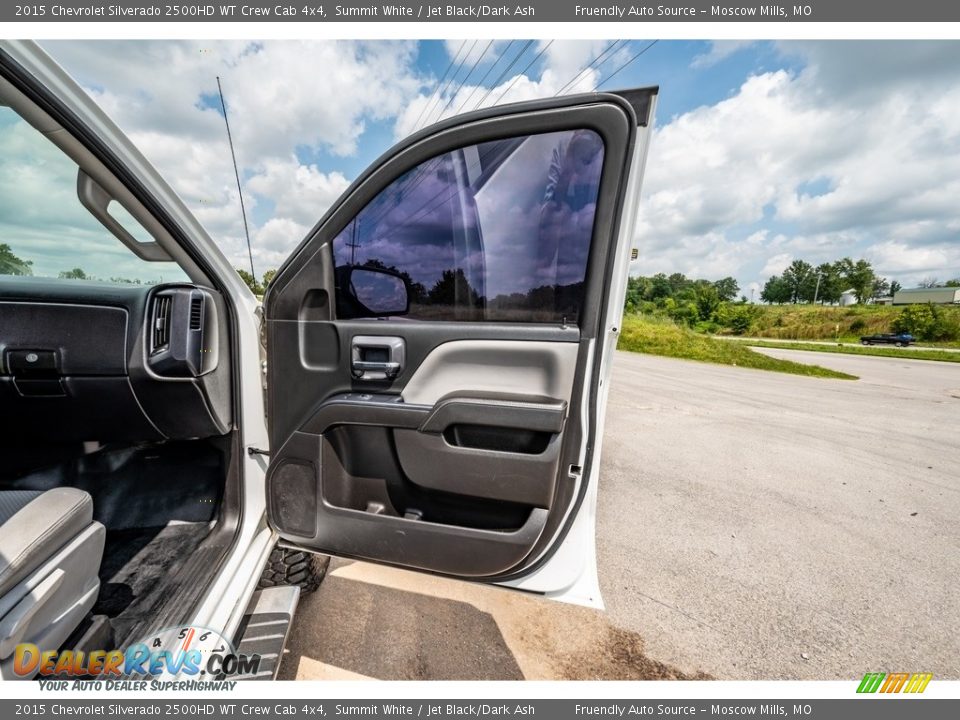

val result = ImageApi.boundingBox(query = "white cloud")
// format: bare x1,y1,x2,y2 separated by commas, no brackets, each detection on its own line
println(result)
251,217,311,270
42,40,424,275
246,158,350,227
32,40,960,288
691,41,756,69
761,253,793,277
635,42,960,290
394,40,616,139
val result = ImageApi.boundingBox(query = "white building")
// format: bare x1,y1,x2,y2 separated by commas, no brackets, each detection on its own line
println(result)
893,287,960,305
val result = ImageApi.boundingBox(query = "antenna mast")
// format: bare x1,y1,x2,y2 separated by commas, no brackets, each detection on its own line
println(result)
216,76,256,281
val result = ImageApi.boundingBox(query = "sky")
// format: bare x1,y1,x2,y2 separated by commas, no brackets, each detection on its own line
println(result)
26,39,960,295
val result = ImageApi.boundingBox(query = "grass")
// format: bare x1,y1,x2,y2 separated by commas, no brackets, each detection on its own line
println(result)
618,315,857,380
734,339,960,364
720,303,960,346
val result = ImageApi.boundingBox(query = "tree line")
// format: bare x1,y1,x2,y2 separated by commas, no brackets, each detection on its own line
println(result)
760,258,899,305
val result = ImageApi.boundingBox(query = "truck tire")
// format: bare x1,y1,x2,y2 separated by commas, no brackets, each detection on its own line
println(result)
258,547,330,595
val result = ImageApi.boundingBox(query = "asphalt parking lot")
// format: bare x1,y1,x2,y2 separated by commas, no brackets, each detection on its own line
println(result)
279,349,960,680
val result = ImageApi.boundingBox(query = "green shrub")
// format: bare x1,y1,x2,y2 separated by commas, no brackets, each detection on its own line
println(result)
893,303,958,341
694,320,721,334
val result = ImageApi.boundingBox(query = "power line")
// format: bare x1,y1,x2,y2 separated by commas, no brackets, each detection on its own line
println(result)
594,39,659,90
412,40,466,133
553,39,625,97
434,39,495,123
470,39,535,112
421,39,477,129
216,76,255,281
455,39,509,115
379,44,495,221
492,40,554,106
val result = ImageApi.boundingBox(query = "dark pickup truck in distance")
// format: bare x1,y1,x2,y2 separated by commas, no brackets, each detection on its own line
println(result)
860,333,915,346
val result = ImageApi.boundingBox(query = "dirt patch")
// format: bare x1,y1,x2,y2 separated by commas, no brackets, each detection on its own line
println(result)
281,559,711,681
557,625,712,680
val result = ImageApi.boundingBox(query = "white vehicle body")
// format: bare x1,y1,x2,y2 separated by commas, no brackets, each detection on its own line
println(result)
0,40,655,677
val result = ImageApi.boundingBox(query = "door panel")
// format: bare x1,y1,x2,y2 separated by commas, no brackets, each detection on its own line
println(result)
400,339,577,405
265,91,657,596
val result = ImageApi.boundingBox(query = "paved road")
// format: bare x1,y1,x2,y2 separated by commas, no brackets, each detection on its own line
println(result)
598,349,959,679
715,335,957,353
279,350,959,680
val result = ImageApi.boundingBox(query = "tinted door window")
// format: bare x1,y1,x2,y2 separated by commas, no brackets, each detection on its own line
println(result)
332,129,604,323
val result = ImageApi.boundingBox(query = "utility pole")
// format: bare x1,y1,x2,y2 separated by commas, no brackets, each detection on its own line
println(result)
216,76,256,282
812,271,822,305
345,218,361,266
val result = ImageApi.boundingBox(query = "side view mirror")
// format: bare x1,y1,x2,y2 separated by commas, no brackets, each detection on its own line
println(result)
339,266,410,318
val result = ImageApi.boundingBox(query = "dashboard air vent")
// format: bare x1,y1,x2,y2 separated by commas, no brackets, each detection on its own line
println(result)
189,296,203,330
151,294,171,352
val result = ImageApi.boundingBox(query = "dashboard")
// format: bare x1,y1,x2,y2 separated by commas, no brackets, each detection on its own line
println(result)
0,277,233,443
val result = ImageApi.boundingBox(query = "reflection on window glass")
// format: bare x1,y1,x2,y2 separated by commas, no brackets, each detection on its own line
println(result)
0,106,188,285
332,129,604,323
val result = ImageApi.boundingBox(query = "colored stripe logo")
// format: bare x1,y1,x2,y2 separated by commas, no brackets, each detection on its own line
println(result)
857,672,932,693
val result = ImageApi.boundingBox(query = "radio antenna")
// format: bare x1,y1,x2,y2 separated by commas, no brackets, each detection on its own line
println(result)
216,76,256,281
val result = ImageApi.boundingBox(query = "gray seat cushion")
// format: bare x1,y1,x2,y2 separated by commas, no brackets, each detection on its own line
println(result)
0,488,94,596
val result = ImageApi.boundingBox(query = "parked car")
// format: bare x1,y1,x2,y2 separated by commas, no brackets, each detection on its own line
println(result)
0,41,657,679
860,333,915,347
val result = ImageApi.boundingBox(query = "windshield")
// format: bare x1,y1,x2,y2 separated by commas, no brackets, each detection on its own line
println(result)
0,105,188,285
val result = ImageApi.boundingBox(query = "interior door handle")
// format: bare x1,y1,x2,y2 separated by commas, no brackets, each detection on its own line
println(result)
351,336,405,381
352,360,401,378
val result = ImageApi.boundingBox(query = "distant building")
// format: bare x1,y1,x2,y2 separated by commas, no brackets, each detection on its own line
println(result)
839,289,858,306
892,287,960,305
874,296,894,305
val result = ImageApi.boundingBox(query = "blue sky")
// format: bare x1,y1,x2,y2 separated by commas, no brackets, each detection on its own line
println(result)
27,40,960,293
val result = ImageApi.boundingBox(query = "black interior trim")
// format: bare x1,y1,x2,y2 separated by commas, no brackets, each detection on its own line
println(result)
0,48,247,639
270,320,578,451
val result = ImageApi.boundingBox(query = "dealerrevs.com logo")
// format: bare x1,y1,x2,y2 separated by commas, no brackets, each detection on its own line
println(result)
16,625,260,685
857,673,933,694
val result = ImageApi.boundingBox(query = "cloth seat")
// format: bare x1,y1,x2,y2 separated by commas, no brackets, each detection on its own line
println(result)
0,487,104,679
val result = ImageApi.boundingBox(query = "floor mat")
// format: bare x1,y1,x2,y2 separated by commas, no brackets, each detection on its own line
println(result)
95,522,211,619
3,441,224,530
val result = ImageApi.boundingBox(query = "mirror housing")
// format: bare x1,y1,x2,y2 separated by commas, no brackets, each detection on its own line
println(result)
338,265,410,318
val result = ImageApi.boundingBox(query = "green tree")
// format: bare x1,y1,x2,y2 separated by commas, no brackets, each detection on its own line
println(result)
889,280,903,295
261,269,277,288
0,244,32,276
892,303,951,341
624,276,647,313
814,262,843,304
648,273,672,300
667,272,690,296
427,268,481,308
837,257,876,305
945,278,960,288
694,283,721,321
871,276,891,300
760,275,791,304
712,276,740,302
58,268,88,280
781,259,816,303
236,268,263,295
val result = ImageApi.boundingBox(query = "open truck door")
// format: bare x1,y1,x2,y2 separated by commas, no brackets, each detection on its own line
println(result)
263,89,657,606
